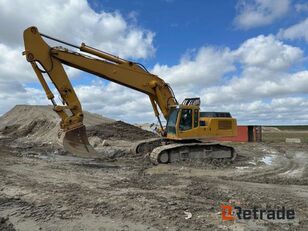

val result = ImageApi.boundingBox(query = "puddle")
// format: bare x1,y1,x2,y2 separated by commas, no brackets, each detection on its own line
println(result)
261,155,275,165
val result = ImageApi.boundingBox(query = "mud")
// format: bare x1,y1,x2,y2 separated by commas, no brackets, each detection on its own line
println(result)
1,136,308,230
0,216,16,231
1,106,308,230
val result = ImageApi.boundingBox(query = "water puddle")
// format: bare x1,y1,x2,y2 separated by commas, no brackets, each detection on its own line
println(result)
261,155,275,165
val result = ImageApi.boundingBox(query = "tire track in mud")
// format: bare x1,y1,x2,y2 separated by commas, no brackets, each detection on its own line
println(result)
229,149,308,186
234,158,298,181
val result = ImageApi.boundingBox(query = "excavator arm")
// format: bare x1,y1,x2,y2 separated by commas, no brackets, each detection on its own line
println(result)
23,26,178,156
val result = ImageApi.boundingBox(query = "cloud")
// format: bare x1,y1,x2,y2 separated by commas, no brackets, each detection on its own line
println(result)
0,78,48,115
152,35,303,102
203,97,308,125
75,81,154,123
234,35,303,70
0,44,33,82
202,70,308,105
200,35,305,105
295,3,308,12
0,0,155,118
151,35,307,124
0,0,155,59
152,47,235,96
278,18,308,42
0,0,155,83
234,0,290,29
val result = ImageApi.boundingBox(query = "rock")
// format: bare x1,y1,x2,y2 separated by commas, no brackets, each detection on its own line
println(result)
102,140,110,146
184,211,192,219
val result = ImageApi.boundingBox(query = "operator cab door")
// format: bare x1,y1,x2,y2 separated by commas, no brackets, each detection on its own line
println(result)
179,109,193,131
166,108,179,135
178,108,199,138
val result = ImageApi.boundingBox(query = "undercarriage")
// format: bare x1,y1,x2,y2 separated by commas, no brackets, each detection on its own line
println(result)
132,138,236,165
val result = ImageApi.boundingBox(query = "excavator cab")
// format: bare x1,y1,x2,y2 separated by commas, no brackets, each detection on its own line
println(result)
166,98,237,140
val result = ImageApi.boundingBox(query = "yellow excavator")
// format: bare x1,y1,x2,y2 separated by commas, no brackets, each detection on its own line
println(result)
23,26,237,164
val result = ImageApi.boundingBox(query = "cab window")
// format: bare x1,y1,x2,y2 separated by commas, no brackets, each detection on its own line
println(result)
166,108,179,134
179,109,192,131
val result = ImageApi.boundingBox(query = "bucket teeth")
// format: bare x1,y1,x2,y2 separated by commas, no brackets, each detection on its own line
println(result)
62,125,97,158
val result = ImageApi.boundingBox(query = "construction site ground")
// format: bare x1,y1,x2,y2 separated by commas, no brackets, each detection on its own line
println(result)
1,106,308,230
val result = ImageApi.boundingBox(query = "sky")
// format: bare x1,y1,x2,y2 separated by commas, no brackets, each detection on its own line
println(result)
1,0,308,125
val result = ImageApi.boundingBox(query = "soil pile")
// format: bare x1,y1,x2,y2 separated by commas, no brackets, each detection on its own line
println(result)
87,121,156,141
0,105,156,147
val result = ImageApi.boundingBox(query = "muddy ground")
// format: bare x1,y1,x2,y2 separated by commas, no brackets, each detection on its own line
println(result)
1,134,308,230
0,106,308,230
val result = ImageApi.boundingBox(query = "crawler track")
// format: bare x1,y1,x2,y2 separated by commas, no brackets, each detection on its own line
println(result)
132,138,236,165
150,143,236,165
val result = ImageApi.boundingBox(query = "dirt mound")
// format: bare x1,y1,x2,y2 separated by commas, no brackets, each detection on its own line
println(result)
0,105,114,145
0,105,155,147
0,105,114,128
87,121,157,141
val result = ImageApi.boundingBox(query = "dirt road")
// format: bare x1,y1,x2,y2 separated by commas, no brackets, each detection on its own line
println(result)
0,138,308,230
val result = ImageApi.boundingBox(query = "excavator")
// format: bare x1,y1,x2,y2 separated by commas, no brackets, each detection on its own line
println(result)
23,26,237,164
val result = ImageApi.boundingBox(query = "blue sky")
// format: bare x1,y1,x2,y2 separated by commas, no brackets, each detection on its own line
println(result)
74,0,308,94
1,0,308,125
89,0,240,65
87,0,307,65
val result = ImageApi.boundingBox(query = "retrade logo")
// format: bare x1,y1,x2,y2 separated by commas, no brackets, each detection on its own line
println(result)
221,205,235,221
221,205,295,221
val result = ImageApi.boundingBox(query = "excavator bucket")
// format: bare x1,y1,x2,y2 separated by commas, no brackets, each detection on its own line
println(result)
62,125,98,158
